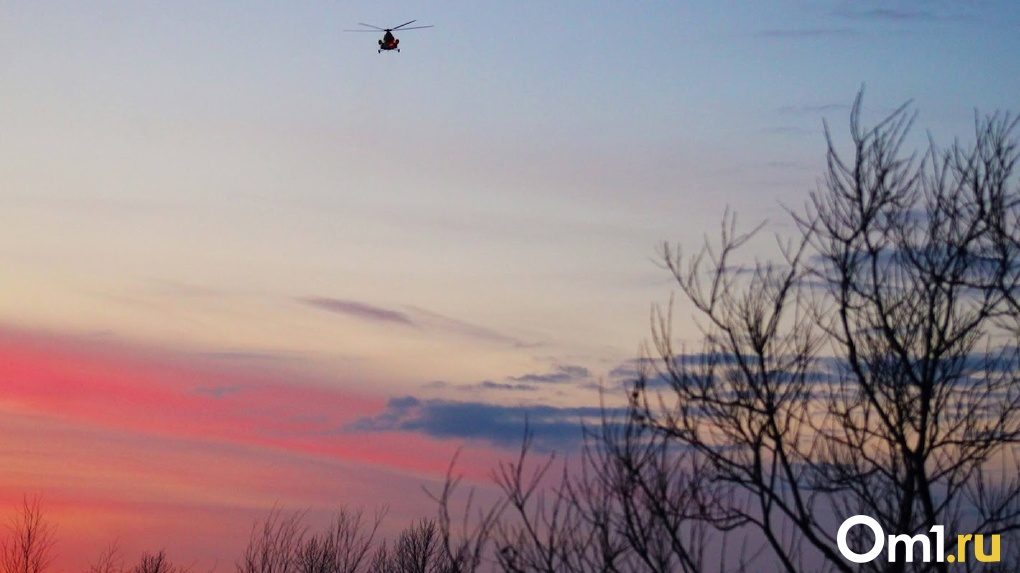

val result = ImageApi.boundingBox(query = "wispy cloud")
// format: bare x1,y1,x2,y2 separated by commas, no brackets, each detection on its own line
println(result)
764,160,814,171
431,365,596,394
299,297,539,348
478,380,537,392
193,384,246,399
404,305,538,348
509,364,592,385
778,103,851,115
759,1,968,41
756,27,859,39
298,297,414,326
831,2,978,24
834,7,936,22
142,279,225,298
758,126,814,136
760,103,849,148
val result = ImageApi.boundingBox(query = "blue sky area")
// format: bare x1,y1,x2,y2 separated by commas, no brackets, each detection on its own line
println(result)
0,1,1018,566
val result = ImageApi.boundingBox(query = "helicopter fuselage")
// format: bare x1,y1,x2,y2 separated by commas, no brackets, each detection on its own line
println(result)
378,31,400,52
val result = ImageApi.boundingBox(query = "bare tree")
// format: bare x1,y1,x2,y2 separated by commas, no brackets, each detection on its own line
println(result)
428,451,504,573
132,550,188,573
1,495,56,573
86,540,123,573
294,507,385,573
436,419,753,573
239,505,393,573
365,544,391,573
435,92,1020,573
390,519,452,573
364,519,453,573
633,93,1020,572
237,507,307,573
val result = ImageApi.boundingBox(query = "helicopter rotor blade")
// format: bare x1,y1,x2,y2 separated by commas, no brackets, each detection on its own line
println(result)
392,20,418,30
343,21,432,33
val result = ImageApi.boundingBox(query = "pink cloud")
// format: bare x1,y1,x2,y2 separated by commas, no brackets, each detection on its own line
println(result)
0,327,506,573
0,327,499,474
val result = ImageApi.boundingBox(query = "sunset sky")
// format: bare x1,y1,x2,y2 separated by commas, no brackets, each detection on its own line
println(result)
1,1,1018,570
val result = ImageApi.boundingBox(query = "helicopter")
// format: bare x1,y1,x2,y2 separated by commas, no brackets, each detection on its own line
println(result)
344,20,433,53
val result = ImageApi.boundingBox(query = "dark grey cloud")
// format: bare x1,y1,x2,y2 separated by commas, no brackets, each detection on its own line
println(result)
298,297,414,326
610,346,1020,395
350,344,1020,449
608,353,840,392
347,397,614,448
962,348,1020,374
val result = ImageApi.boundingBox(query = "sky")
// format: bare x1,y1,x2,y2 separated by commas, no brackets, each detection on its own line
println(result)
1,1,1019,570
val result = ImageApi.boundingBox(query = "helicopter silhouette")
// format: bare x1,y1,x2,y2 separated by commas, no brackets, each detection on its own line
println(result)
344,20,433,53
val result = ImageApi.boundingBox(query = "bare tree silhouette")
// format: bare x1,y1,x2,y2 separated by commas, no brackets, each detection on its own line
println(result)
634,93,1020,572
131,550,187,573
239,506,411,573
359,518,456,573
237,507,308,573
388,519,453,573
86,540,123,573
428,452,503,573
295,507,385,573
1,496,56,573
434,421,753,573
436,92,1020,573
364,545,390,573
